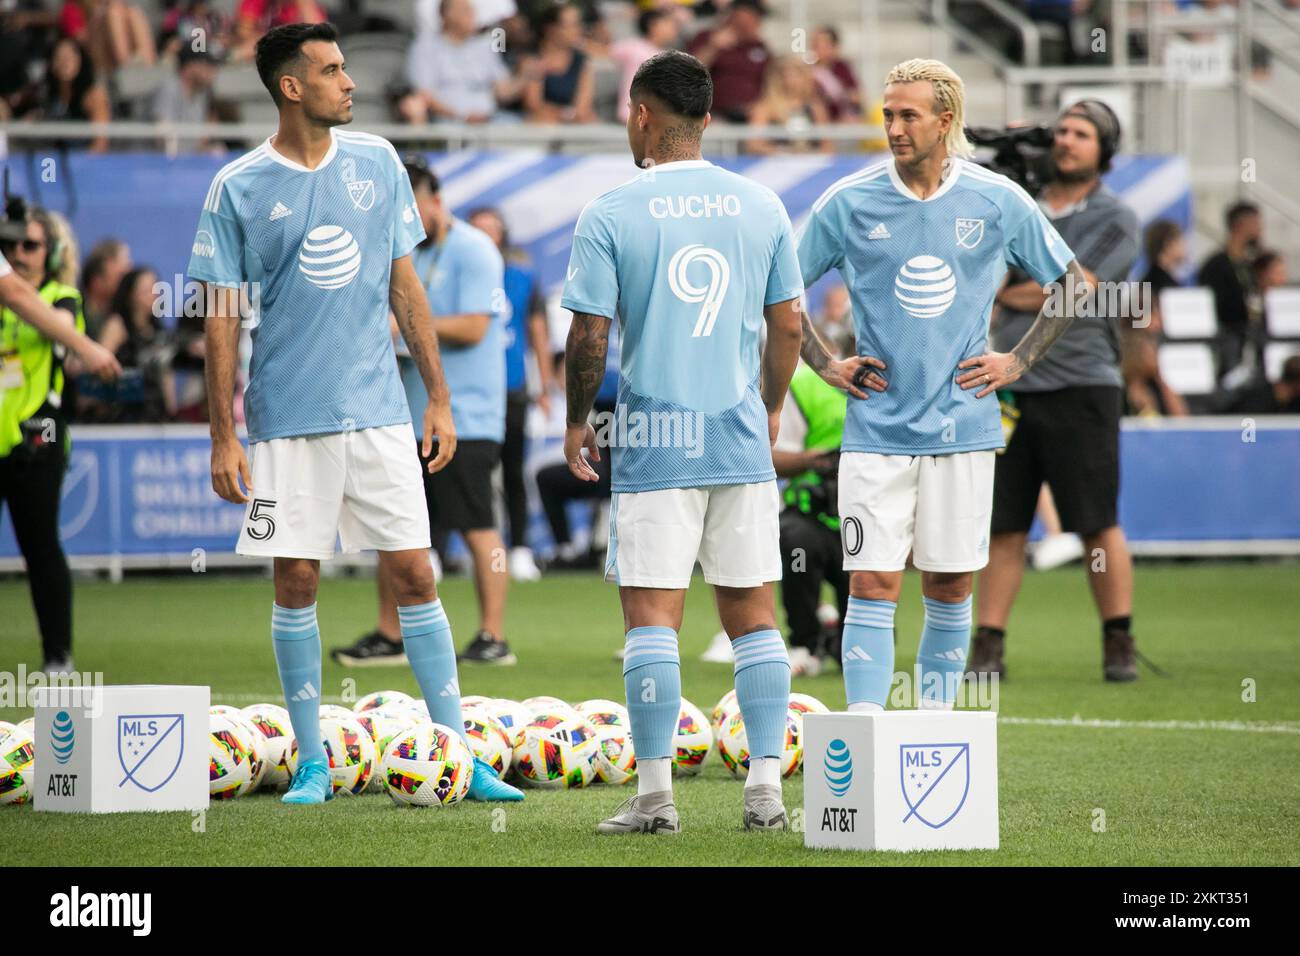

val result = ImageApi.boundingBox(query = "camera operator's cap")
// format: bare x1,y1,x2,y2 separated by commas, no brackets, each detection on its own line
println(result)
1059,99,1121,167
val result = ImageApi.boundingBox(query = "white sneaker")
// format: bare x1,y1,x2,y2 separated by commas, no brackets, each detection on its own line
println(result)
509,547,542,582
428,549,443,584
1032,533,1084,571
700,630,734,663
788,646,822,677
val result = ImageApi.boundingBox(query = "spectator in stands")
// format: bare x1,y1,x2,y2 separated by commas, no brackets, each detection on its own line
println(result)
80,238,131,340
688,0,771,122
29,37,112,153
1198,201,1262,379
231,0,326,62
611,9,680,122
522,2,596,124
400,0,533,124
1218,354,1300,415
1023,0,1090,65
416,0,519,34
745,56,832,154
1121,322,1188,417
98,266,172,420
159,1,232,61
150,47,219,149
60,0,157,73
1251,249,1288,330
810,26,861,121
467,205,554,582
1141,219,1186,306
0,4,59,120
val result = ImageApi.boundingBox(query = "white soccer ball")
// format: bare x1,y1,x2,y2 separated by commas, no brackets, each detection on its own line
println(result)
460,694,492,710
380,720,474,807
511,711,600,789
353,690,413,714
353,709,416,792
0,725,36,805
209,712,258,799
209,704,243,720
716,708,803,779
286,715,378,797
576,700,636,785
241,703,294,791
318,703,357,722
673,698,713,776
461,707,513,779
236,716,269,792
787,693,830,717
710,689,738,735
485,699,532,742
0,721,16,737
16,717,34,736
523,696,573,718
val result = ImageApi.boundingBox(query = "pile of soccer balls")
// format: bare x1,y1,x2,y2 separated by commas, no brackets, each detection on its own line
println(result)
205,688,830,808
0,718,36,805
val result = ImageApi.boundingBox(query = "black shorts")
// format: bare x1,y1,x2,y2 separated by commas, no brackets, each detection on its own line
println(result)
420,439,500,533
991,385,1122,537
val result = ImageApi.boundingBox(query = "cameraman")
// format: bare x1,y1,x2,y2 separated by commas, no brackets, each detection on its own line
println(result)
1,209,119,673
972,101,1145,683
773,359,850,677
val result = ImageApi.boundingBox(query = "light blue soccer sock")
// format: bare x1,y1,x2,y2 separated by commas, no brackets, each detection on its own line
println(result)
622,626,680,795
398,600,464,738
272,603,326,766
732,629,790,783
917,595,973,710
841,597,896,711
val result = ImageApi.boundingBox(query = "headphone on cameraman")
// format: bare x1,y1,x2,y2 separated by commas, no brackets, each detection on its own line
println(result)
1,194,64,280
1061,99,1121,173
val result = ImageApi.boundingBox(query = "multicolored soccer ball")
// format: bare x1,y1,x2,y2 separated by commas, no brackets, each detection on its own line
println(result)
286,715,378,796
512,711,599,789
673,698,713,776
242,703,294,790
209,712,258,799
787,693,829,717
710,689,738,735
486,699,532,740
460,694,492,710
523,696,573,718
577,700,636,785
461,707,513,779
209,704,243,720
716,708,803,779
318,703,357,722
0,725,36,805
353,710,416,793
236,715,269,792
381,721,474,807
16,717,34,736
353,690,413,714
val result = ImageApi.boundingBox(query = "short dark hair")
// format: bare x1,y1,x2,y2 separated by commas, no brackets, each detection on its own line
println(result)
637,9,667,38
255,21,339,106
629,50,712,120
1225,201,1260,231
1281,355,1300,385
403,153,440,195
82,239,127,291
1143,219,1181,266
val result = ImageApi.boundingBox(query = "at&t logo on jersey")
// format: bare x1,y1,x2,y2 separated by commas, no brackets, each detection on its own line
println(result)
298,225,361,290
894,255,957,318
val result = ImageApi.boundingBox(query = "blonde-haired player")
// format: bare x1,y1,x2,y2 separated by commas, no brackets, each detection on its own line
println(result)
795,58,1091,710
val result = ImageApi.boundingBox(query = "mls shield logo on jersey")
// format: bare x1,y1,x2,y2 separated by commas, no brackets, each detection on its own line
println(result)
900,742,971,829
955,218,985,249
118,714,185,793
346,179,376,212
894,255,957,319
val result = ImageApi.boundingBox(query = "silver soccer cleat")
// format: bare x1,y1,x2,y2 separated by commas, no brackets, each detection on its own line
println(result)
596,792,681,835
742,784,789,831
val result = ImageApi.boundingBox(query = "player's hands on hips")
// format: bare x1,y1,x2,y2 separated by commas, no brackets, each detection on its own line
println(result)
423,399,457,474
564,421,601,482
957,351,1024,399
821,355,887,400
211,435,252,504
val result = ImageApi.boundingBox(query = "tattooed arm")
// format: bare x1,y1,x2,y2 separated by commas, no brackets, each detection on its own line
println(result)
798,304,887,400
563,311,612,482
957,258,1090,399
390,254,456,473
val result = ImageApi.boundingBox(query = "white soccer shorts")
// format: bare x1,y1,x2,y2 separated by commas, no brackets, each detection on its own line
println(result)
235,423,431,559
837,450,995,573
604,481,782,589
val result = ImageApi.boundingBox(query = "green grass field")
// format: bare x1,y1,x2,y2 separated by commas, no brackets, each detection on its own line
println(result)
3,562,1298,866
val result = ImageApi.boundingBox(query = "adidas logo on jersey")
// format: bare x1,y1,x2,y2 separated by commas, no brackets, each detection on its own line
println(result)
269,201,293,221
289,681,318,702
868,222,891,240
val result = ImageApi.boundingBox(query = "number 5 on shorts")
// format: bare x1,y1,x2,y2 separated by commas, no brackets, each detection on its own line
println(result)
246,498,277,541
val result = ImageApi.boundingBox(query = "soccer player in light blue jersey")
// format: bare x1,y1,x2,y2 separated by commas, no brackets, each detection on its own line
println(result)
561,51,806,834
797,58,1090,712
190,22,521,805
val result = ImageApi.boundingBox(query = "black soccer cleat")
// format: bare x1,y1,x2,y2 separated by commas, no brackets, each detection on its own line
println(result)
457,630,517,666
966,627,1006,681
330,630,407,668
1103,629,1139,682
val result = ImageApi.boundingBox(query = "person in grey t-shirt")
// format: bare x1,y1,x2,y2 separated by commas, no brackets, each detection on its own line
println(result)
970,100,1148,684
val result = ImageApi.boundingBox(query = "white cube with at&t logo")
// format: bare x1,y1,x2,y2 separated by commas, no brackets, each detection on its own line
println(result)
30,684,210,813
803,711,998,852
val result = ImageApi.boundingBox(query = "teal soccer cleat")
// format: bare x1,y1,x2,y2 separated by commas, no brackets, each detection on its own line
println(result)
465,757,525,802
281,761,332,805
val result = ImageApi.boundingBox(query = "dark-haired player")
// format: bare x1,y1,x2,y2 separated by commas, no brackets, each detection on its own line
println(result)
189,22,521,805
562,50,818,834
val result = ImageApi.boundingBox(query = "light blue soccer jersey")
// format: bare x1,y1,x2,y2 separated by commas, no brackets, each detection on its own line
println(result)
187,128,426,443
560,159,804,492
798,157,1074,456
399,218,506,442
